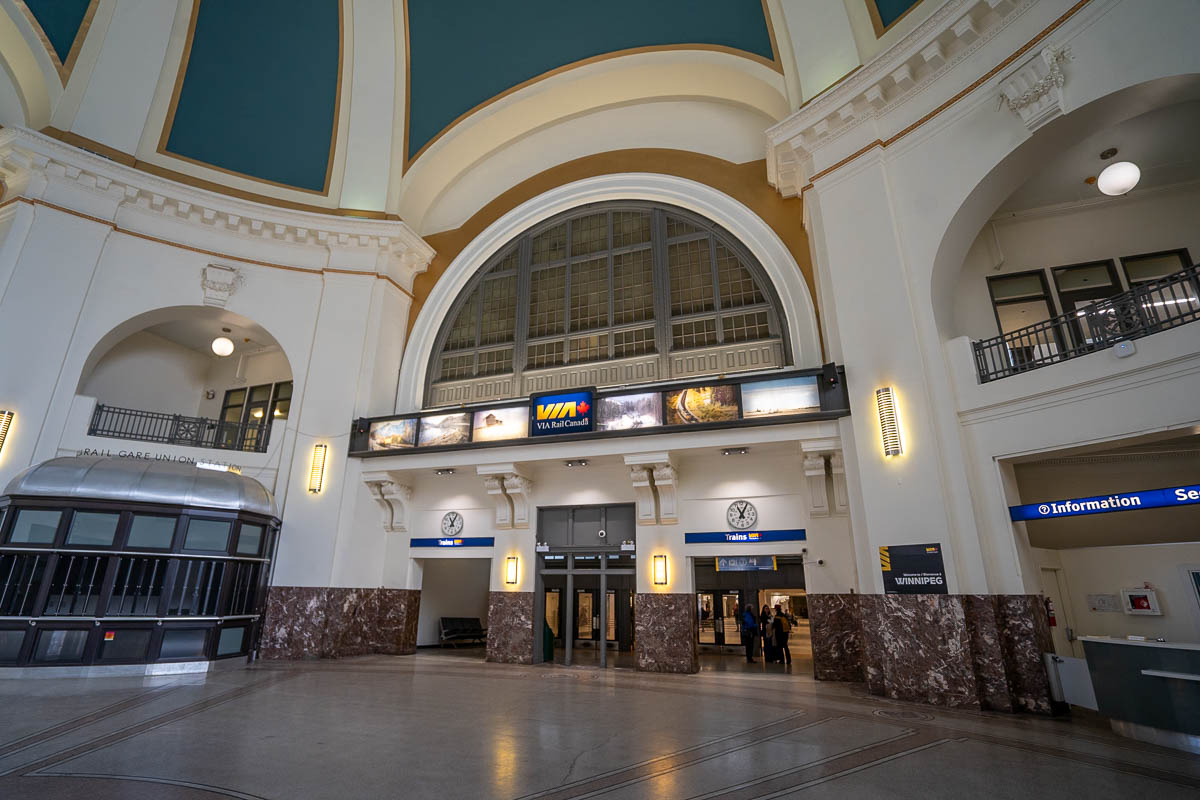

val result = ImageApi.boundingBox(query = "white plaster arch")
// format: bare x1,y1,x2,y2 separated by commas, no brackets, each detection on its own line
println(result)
396,173,821,412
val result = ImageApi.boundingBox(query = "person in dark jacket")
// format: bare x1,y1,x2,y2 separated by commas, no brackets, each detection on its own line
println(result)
741,604,759,663
760,604,775,663
772,603,792,665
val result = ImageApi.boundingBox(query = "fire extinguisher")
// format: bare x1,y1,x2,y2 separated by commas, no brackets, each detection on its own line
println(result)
1045,597,1057,627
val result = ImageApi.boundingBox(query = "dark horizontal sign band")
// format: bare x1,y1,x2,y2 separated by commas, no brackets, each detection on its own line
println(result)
685,529,806,544
715,555,777,571
410,537,496,548
1009,484,1200,521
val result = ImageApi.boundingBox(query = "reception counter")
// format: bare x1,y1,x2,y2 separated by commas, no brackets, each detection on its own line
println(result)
1081,636,1200,753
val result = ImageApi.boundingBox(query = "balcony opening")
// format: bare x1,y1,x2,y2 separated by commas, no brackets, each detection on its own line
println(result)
76,307,292,453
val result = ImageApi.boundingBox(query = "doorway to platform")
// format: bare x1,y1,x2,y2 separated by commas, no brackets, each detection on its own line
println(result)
694,556,813,674
535,504,636,668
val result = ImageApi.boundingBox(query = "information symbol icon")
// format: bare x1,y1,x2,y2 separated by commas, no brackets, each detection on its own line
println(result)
1038,504,1050,515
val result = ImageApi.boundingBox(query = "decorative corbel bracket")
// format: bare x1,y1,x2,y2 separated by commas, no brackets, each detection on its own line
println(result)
803,454,830,518
829,452,849,516
201,263,244,308
624,453,678,525
483,475,512,528
504,473,533,529
361,470,412,533
999,45,1071,132
477,464,532,529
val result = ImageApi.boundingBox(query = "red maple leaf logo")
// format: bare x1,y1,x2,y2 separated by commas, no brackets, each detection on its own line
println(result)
577,401,590,415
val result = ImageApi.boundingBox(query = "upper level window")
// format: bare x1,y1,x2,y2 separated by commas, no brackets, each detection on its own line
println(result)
427,203,789,406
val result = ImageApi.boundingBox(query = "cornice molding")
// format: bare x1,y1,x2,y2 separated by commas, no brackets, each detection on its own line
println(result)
767,0,1038,197
0,126,435,288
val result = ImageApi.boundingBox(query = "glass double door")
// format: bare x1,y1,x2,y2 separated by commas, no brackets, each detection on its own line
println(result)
698,590,742,647
544,581,634,652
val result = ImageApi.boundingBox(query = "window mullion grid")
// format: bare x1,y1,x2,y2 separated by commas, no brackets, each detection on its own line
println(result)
606,210,615,360
708,235,724,344
562,218,573,364
514,237,532,388
472,284,483,377
650,209,673,376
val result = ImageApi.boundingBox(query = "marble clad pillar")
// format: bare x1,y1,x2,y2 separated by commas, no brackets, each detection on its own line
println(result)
486,591,535,664
808,593,864,681
634,593,699,674
259,587,420,660
810,592,1053,714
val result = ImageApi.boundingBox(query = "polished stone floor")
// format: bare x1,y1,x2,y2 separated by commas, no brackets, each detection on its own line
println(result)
1,653,1197,799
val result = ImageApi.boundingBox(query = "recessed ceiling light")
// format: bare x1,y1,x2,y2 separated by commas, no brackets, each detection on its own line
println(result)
435,468,455,476
722,448,749,456
1099,147,1118,160
1097,161,1140,196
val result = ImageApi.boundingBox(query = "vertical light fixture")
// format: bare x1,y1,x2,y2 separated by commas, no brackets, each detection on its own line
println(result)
0,410,12,457
505,556,519,585
875,387,903,457
308,444,328,493
653,554,669,586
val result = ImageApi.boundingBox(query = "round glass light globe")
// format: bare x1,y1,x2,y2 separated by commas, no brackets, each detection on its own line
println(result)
211,336,235,357
1096,161,1140,196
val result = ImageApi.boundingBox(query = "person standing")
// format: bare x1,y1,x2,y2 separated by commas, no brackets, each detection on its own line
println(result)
741,604,759,663
773,603,792,665
760,604,775,663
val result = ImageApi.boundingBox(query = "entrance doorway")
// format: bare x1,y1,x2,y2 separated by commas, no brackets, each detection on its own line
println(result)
535,505,635,667
693,556,812,672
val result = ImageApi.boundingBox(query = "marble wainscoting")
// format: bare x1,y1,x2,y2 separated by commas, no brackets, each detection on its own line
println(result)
259,587,420,660
808,594,864,681
635,593,699,674
486,591,534,664
813,593,1053,714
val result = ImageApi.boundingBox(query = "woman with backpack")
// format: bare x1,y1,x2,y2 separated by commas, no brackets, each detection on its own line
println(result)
772,603,792,665
741,604,759,663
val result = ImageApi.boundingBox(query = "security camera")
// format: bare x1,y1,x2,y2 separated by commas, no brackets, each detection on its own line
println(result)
818,559,825,566
597,529,607,539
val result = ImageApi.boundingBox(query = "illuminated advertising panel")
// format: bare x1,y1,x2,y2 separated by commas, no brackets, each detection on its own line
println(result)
664,385,739,425
368,418,417,451
596,392,662,432
530,389,594,436
741,376,820,418
471,406,529,442
418,412,471,447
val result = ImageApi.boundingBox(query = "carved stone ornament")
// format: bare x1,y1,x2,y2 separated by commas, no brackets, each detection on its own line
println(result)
201,263,244,308
999,45,1071,131
363,478,412,533
803,454,830,518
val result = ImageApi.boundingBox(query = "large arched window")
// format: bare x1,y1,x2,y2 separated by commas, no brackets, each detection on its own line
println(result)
427,202,790,406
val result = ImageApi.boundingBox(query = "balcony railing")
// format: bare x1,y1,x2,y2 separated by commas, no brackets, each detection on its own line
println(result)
88,405,271,453
972,265,1200,383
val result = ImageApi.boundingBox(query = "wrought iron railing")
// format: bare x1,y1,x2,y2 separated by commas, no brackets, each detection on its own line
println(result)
87,405,271,453
973,265,1200,382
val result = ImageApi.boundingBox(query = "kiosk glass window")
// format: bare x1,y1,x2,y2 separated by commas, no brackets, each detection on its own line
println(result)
126,515,177,549
8,509,62,544
183,519,231,552
65,512,120,547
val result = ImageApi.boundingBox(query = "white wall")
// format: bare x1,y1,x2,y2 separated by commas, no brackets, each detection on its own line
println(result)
778,0,860,102
80,330,209,415
953,183,1200,340
415,558,492,647
1037,543,1200,647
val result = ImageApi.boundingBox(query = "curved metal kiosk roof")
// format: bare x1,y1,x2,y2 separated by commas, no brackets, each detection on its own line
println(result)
3,456,277,518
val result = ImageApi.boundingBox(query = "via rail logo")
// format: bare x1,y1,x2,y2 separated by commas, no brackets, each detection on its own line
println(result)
531,390,594,436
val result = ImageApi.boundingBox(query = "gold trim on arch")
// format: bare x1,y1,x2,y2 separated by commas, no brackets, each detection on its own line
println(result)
401,0,784,171
13,0,100,85
156,0,344,197
865,0,926,39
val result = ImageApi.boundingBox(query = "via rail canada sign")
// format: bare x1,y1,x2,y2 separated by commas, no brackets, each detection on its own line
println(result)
1009,484,1200,521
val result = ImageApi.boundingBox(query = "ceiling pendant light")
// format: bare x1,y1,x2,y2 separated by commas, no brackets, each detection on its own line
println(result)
211,336,235,357
1096,161,1140,196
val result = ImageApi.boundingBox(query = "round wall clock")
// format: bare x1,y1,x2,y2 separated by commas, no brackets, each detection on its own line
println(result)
727,500,758,530
441,511,464,536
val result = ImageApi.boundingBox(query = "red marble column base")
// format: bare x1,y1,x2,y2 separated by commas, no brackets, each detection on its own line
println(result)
635,593,699,674
259,587,420,660
486,591,535,664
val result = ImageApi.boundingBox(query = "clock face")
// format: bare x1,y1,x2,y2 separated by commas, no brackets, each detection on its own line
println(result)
441,512,464,535
727,500,758,530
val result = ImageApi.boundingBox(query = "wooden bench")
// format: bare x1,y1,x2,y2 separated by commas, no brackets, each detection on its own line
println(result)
439,617,488,647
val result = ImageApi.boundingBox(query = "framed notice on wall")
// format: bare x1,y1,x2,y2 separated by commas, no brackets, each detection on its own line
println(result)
879,543,948,594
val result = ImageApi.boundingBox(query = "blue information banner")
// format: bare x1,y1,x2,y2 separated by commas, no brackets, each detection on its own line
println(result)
1009,484,1200,521
716,555,777,572
410,537,496,548
530,390,594,436
684,529,806,544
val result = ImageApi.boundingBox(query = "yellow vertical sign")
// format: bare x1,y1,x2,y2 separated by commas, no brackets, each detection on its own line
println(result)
878,546,891,572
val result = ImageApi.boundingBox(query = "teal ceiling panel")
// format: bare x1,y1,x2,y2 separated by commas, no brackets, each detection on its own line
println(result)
164,0,340,193
23,0,92,63
406,0,776,162
872,0,923,29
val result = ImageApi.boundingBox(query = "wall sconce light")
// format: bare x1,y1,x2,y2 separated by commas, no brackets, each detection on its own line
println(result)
653,554,669,586
875,387,903,457
308,444,328,493
0,410,12,456
505,556,519,585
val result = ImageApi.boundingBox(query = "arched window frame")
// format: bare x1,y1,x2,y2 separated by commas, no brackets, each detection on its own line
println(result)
426,201,791,406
